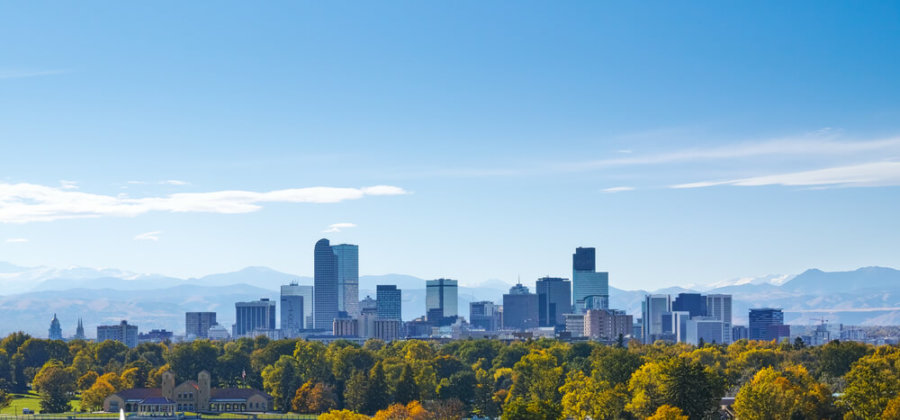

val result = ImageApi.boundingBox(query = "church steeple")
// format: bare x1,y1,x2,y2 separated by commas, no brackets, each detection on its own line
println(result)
74,317,85,340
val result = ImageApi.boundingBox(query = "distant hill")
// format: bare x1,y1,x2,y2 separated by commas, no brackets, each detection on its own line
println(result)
0,262,898,337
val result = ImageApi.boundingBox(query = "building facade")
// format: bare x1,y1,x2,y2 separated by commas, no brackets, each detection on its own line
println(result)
332,244,360,318
564,314,585,337
185,312,217,339
572,247,609,312
469,300,500,331
426,278,458,321
314,238,339,330
502,284,539,330
672,293,708,318
641,294,672,343
376,285,402,321
749,308,789,341
584,309,632,341
536,276,572,328
234,299,276,338
97,320,139,348
280,283,305,338
104,371,272,413
706,294,733,325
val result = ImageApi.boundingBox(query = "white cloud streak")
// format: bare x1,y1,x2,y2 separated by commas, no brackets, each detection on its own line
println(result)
60,180,79,190
323,223,357,233
602,186,635,193
672,161,900,189
134,231,162,241
0,183,409,223
0,69,68,80
5,238,28,243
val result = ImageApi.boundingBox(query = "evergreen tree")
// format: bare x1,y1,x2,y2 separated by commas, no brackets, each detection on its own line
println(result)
365,361,390,414
343,371,369,413
394,364,417,405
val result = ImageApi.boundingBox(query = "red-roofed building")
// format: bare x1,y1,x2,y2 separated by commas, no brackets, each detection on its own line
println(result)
104,371,272,413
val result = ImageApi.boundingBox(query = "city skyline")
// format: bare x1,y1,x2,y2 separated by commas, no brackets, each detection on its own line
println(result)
2,3,900,291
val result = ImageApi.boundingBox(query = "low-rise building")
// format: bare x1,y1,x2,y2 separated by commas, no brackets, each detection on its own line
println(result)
104,371,271,413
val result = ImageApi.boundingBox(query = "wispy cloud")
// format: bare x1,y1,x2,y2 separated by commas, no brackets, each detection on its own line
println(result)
323,222,357,233
602,186,635,193
134,231,162,241
556,136,900,172
672,161,900,189
0,183,409,223
5,238,28,243
60,180,79,190
0,69,68,80
127,180,190,186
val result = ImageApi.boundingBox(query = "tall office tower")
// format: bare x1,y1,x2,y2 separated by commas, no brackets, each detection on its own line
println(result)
280,283,305,338
234,298,277,337
426,278,458,321
358,307,378,339
332,244,360,317
314,238,339,330
572,247,609,312
502,284,539,330
185,312,217,339
470,301,500,331
749,308,789,341
706,294,733,325
282,283,314,331
97,320,138,348
535,277,572,328
672,293,708,318
732,325,749,341
49,314,62,340
376,285,402,321
641,294,672,343
74,318,85,340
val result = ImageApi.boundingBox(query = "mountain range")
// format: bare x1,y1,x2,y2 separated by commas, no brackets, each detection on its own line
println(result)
1,261,898,337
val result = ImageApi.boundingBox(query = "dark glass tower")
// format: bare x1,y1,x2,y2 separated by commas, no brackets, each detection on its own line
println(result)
376,285,402,321
536,277,572,328
314,238,339,330
573,247,596,271
672,293,708,318
749,308,787,341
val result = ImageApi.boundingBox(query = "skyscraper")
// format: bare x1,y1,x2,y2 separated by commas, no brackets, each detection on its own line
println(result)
376,285,402,321
185,312,217,339
502,283,539,330
749,308,789,341
49,314,62,340
280,283,306,337
314,238,339,330
641,294,672,343
572,247,609,312
706,294,733,325
234,299,276,337
535,276,572,328
425,278,458,322
672,293,708,318
332,244,360,317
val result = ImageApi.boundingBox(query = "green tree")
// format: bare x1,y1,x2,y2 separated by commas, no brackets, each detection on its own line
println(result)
840,349,900,419
560,370,627,420
94,340,129,367
734,365,834,420
261,355,300,412
817,340,870,379
394,364,417,405
32,360,76,413
165,340,218,383
627,357,725,419
365,362,391,415
343,370,369,413
77,371,99,391
0,390,12,410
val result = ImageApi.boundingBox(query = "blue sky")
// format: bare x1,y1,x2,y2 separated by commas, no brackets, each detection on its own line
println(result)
1,2,899,290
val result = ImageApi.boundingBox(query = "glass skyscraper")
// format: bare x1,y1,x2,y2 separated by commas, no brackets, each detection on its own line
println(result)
332,244,360,317
426,278,458,321
572,247,609,312
280,283,305,337
749,308,788,341
536,276,572,328
503,284,539,330
641,294,672,343
672,293,708,318
376,285,402,321
314,238,339,330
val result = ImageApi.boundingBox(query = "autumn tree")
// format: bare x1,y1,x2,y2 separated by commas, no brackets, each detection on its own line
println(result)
318,409,370,420
32,360,77,413
81,379,116,412
261,355,300,412
734,365,834,420
77,371,99,391
647,404,689,420
840,349,900,419
560,370,627,420
292,381,337,414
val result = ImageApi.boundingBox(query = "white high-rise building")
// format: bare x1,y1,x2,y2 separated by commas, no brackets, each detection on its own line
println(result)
706,294,733,324
641,294,672,343
281,283,313,337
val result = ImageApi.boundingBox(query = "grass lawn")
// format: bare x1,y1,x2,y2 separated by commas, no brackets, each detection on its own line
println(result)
0,391,86,416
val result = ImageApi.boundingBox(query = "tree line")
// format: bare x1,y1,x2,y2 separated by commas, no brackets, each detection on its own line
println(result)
0,332,898,419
